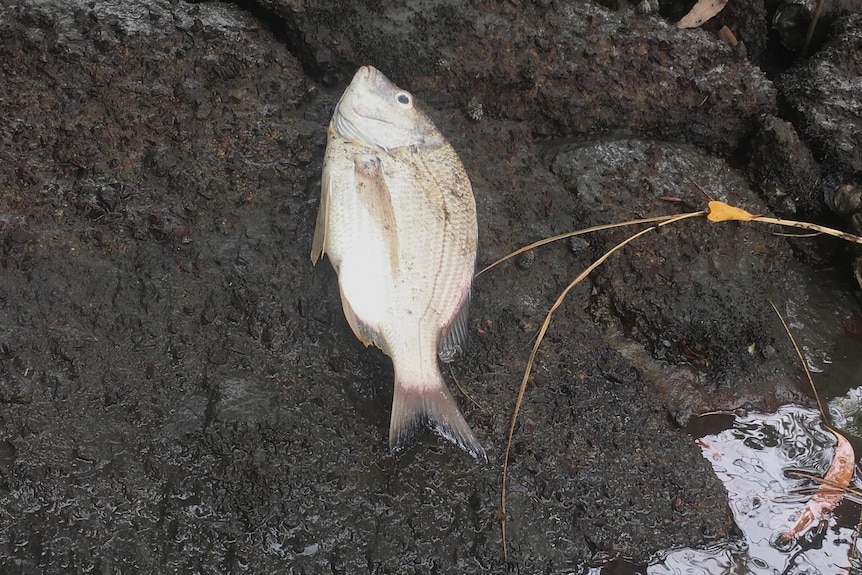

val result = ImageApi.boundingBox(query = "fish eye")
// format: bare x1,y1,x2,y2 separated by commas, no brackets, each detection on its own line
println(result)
396,92,412,106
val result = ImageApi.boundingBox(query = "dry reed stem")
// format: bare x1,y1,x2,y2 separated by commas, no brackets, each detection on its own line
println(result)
500,211,707,561
769,300,857,544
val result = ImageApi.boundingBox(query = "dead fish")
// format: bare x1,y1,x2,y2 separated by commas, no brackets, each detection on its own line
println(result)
310,65,486,462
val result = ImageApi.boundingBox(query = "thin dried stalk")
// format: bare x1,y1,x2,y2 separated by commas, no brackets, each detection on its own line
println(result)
500,211,706,561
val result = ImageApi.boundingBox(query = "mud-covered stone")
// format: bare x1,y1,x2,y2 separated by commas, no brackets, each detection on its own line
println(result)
551,139,810,413
770,0,853,54
2,0,861,573
777,12,862,181
677,0,769,61
776,12,862,281
263,0,776,154
746,115,822,217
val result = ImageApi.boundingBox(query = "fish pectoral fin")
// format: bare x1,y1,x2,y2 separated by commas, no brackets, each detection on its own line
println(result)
354,156,400,276
389,376,487,462
339,286,389,354
438,291,470,363
310,156,331,265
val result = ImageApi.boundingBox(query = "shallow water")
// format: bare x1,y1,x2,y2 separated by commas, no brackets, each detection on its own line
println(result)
605,262,862,575
597,405,862,574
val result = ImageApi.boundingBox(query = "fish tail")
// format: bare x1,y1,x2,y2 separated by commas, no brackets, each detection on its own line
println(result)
389,374,487,463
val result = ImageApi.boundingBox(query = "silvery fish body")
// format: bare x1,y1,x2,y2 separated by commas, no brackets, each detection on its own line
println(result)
311,65,485,461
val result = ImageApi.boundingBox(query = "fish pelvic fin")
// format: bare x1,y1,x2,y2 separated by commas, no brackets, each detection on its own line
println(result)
353,155,400,277
389,375,487,463
311,126,336,264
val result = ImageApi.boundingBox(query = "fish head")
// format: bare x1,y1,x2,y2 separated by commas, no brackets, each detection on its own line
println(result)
331,65,445,152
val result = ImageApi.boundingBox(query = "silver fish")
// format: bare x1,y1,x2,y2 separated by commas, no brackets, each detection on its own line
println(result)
310,65,485,461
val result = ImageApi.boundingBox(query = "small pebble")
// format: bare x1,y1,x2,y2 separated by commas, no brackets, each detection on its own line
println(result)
832,183,861,216
516,250,536,269
466,97,484,121
635,0,659,15
568,236,589,253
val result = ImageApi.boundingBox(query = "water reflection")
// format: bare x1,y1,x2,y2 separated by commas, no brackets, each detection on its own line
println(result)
644,405,858,574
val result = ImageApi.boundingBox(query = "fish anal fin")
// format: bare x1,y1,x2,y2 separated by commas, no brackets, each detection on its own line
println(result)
389,376,487,462
339,286,389,354
438,291,470,363
354,156,400,277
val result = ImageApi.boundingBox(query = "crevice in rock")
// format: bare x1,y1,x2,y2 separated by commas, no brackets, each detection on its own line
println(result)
226,0,335,85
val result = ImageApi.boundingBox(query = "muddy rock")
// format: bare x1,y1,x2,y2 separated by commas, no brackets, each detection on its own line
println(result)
677,0,770,61
776,11,862,281
265,0,776,154
2,0,861,573
746,115,822,217
770,0,860,54
0,0,738,573
551,139,816,416
777,12,862,205
445,121,736,567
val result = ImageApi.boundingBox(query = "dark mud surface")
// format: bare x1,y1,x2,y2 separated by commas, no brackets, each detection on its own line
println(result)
1,1,861,573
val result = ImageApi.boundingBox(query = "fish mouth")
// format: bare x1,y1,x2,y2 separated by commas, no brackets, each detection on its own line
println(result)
350,103,398,129
347,65,398,129
359,65,378,85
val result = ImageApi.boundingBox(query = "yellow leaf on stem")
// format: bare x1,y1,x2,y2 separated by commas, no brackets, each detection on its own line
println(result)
707,201,757,222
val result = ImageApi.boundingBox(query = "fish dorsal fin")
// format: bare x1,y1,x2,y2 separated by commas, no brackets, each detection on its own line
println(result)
438,291,470,363
354,156,400,277
310,130,333,264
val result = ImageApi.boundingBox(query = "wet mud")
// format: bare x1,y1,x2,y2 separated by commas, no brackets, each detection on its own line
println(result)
1,0,861,573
